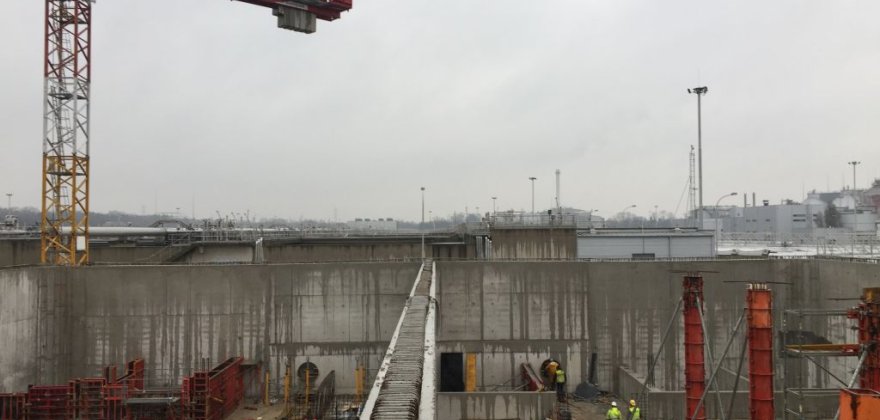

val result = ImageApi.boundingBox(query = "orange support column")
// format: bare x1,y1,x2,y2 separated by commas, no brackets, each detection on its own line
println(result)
683,274,706,420
747,283,774,420
852,288,880,391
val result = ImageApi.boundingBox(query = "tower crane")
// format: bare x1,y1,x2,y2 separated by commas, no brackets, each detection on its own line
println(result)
40,0,353,266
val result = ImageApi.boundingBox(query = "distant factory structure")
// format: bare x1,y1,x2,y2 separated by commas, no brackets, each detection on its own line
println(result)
709,180,880,237
347,217,399,231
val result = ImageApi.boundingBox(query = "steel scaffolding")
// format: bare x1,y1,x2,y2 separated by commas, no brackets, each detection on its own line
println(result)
782,308,862,420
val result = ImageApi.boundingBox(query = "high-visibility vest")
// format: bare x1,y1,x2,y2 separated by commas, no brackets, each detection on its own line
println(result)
629,407,641,419
555,369,566,383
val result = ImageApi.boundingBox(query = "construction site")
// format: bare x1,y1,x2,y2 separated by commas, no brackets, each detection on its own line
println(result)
3,1,880,420
3,236,880,419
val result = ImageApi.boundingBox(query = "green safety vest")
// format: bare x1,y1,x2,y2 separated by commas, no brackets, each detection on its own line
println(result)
628,407,641,420
555,369,566,383
606,407,622,419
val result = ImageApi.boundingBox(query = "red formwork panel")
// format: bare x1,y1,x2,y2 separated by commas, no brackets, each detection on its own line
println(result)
0,393,26,420
103,384,126,420
103,365,118,384
188,357,245,420
683,274,706,420
74,378,107,419
180,377,191,418
26,384,75,420
747,284,775,420
115,359,145,395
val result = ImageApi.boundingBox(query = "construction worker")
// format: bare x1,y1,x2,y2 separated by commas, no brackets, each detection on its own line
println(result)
546,359,559,390
554,367,566,402
627,399,641,420
606,401,622,420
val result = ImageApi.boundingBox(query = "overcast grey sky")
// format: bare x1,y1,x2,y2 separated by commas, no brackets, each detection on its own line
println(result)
2,1,879,222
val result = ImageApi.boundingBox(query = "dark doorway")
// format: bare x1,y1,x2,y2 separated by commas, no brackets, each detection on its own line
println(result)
440,353,464,392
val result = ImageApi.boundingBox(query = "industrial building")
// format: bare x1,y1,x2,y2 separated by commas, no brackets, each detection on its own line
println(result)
576,227,714,259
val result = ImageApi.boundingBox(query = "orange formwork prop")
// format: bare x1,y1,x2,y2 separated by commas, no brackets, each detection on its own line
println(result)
840,388,880,420
747,283,774,420
683,274,706,420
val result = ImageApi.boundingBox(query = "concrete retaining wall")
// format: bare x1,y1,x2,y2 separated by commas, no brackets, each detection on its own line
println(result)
264,240,423,263
435,259,880,419
0,267,40,391
0,239,40,267
182,244,254,263
3,258,879,419
0,240,170,266
490,228,576,260
0,263,419,393
436,392,555,420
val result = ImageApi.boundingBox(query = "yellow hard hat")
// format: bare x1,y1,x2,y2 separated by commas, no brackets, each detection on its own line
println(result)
630,399,637,406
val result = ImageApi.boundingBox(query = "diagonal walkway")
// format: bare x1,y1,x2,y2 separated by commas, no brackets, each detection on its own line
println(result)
361,261,435,420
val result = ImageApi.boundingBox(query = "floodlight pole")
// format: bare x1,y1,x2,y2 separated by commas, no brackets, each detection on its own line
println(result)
689,86,708,229
849,161,861,191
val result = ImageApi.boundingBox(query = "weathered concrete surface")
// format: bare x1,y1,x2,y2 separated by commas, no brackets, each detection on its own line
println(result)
436,392,556,420
90,245,172,264
182,244,254,263
0,239,40,267
435,259,880,419
264,240,423,263
0,263,419,393
490,228,576,260
0,239,167,266
0,235,472,267
2,258,879,419
0,267,40,391
618,366,791,420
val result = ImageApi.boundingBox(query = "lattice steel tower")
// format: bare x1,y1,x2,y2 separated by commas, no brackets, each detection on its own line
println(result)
687,145,697,228
41,0,91,266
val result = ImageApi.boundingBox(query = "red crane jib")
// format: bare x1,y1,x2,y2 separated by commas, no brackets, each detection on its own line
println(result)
238,0,353,21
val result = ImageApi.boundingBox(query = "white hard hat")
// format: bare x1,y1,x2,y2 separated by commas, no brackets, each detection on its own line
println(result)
611,401,617,407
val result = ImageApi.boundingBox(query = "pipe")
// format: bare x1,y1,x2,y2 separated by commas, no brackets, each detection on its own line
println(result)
264,371,270,406
555,169,561,213
692,309,745,420
640,299,684,408
64,226,170,236
696,297,727,420
833,349,870,420
683,274,707,420
726,332,750,420
747,283,774,420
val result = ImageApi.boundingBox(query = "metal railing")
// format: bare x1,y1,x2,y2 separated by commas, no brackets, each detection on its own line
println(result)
489,213,578,228
718,232,880,258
